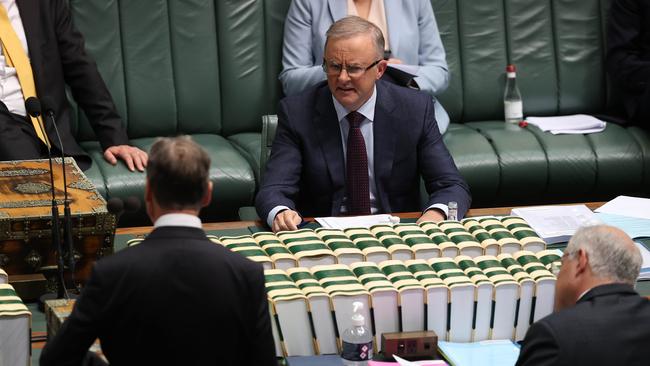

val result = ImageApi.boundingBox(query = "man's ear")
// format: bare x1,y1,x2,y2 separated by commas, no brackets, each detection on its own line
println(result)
201,181,213,208
575,249,590,276
376,59,388,79
144,179,152,203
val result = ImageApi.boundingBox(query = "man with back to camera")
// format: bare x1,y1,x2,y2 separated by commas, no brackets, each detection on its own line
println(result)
0,0,147,171
516,225,650,366
40,136,277,366
256,16,471,232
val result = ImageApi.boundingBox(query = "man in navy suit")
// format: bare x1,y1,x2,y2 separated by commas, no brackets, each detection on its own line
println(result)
516,225,650,366
256,16,470,232
41,136,276,366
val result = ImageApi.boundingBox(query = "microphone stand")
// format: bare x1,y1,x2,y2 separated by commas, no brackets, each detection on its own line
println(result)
46,105,78,295
26,98,66,302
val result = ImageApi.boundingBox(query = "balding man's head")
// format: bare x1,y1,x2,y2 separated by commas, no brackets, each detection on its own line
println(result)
555,225,641,311
566,225,641,285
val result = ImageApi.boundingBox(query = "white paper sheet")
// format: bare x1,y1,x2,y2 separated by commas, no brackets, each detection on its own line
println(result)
526,114,606,134
315,214,400,230
595,195,650,220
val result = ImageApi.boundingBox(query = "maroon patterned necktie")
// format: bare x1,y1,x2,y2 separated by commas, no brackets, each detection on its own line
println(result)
346,111,371,215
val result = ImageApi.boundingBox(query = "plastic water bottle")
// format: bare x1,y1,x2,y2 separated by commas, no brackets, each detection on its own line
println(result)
448,201,458,221
504,64,523,124
341,302,373,365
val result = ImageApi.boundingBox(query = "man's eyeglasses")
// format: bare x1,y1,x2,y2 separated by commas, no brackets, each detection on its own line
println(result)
322,59,381,77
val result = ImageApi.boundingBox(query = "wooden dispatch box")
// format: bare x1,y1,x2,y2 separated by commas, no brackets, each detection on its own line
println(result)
0,159,115,290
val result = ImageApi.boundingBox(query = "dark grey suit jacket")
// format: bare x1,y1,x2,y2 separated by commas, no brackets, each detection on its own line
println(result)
516,283,650,366
12,0,128,167
40,226,277,366
256,80,471,221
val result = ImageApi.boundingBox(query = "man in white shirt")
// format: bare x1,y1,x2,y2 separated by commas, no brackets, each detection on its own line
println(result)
41,136,277,366
516,225,650,366
0,0,146,171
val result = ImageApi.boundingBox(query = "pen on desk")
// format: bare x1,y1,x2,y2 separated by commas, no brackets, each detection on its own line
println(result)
297,219,310,229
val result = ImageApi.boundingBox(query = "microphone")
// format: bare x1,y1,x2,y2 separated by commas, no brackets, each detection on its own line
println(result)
106,196,141,226
124,196,142,214
25,97,66,299
41,96,79,294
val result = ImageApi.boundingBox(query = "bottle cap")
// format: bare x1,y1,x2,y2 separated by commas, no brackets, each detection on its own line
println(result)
506,64,516,72
351,301,365,326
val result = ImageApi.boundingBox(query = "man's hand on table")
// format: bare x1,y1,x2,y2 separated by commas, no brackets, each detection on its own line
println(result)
416,208,446,224
272,209,302,233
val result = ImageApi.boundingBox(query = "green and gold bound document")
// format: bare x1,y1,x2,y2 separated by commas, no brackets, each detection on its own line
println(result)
0,159,115,289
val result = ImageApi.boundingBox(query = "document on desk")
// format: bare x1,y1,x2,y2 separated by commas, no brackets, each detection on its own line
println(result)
595,212,650,239
438,340,520,366
525,114,606,134
635,242,650,281
315,214,400,230
370,355,448,365
511,205,602,244
595,195,650,220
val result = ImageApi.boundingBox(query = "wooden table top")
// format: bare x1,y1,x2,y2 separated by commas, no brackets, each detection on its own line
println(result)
116,202,607,236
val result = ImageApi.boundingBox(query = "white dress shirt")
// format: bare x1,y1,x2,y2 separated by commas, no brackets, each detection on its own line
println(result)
0,0,29,116
153,213,203,229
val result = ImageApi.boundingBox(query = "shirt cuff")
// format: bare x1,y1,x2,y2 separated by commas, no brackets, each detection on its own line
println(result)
267,205,290,228
425,203,449,219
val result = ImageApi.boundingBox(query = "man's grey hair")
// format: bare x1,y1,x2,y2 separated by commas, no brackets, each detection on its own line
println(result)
325,16,385,59
566,225,641,285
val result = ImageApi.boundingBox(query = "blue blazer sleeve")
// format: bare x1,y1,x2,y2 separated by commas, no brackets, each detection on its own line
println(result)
409,0,449,96
279,0,328,96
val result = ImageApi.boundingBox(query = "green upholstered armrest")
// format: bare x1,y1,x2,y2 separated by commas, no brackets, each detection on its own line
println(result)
260,114,279,181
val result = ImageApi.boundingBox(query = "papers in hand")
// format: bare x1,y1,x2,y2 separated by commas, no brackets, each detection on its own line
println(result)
525,114,606,135
511,205,602,244
315,214,400,230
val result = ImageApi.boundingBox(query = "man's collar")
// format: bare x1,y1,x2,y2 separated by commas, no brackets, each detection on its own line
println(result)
153,213,202,229
577,283,638,303
332,85,377,123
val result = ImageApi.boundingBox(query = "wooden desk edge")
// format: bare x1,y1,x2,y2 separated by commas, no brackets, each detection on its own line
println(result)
116,202,606,236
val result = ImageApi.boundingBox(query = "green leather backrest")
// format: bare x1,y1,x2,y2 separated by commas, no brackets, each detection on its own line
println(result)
433,0,612,123
69,0,614,140
69,0,280,141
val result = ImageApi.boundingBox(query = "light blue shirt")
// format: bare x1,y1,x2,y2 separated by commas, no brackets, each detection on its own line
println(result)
267,86,448,227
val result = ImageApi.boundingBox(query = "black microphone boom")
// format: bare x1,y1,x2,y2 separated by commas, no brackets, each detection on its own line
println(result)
25,97,66,299
41,96,79,294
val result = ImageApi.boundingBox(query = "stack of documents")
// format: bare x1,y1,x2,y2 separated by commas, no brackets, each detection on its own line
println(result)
594,196,650,280
511,205,602,244
526,114,606,134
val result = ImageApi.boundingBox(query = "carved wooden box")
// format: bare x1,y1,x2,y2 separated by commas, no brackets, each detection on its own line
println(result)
0,159,115,287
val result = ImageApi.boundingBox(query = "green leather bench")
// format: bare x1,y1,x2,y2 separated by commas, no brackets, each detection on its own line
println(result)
67,0,649,226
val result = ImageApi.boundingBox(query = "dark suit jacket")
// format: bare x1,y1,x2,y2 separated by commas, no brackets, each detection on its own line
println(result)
606,0,650,122
256,80,471,221
14,0,128,165
516,283,650,366
40,226,277,366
